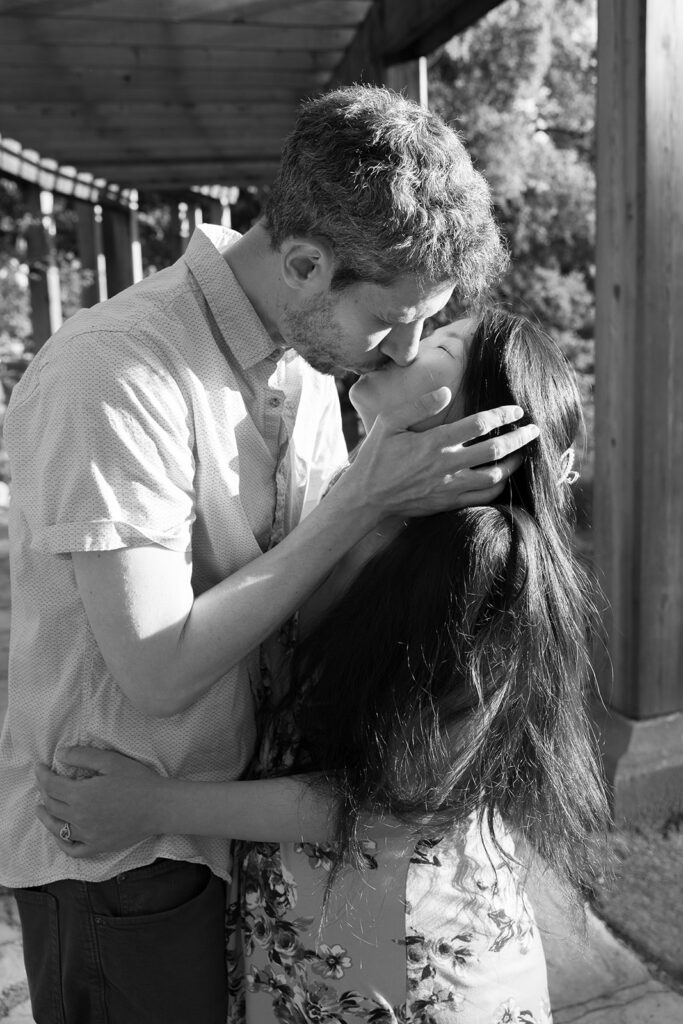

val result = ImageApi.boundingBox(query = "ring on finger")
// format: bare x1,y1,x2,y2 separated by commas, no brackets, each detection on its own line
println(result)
59,821,73,843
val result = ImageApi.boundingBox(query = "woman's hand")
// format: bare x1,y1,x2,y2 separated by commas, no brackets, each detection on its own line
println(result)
35,746,168,857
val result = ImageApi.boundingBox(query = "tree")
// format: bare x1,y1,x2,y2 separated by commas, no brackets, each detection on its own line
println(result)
429,0,597,494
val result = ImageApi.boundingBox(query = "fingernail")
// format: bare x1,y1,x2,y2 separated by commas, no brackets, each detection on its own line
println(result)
528,425,540,438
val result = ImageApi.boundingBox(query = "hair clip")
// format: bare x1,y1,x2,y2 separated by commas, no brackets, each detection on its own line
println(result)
557,447,579,486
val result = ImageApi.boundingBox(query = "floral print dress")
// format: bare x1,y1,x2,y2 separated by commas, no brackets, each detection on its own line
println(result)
226,631,553,1024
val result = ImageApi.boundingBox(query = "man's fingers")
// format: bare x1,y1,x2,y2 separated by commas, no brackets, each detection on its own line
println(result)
383,386,453,431
446,452,524,491
446,424,539,466
440,404,526,447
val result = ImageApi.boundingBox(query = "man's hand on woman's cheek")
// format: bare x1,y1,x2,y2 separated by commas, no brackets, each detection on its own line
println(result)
339,390,539,520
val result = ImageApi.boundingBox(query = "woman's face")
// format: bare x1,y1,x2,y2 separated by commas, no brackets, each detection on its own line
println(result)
349,318,475,433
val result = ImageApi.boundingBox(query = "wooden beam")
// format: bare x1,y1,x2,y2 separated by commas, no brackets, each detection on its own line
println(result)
0,138,136,205
594,0,683,720
327,1,384,88
382,0,507,63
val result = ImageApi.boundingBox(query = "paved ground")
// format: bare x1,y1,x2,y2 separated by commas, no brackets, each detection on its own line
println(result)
0,510,682,1023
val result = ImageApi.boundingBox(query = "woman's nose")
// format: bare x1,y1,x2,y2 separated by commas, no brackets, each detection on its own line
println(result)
379,321,424,366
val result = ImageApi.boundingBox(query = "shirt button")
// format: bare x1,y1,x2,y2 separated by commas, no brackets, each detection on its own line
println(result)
269,396,282,408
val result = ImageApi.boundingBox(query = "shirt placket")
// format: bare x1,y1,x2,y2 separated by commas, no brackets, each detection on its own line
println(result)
258,378,286,552
268,387,297,550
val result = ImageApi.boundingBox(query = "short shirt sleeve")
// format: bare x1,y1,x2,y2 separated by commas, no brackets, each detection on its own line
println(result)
5,330,196,554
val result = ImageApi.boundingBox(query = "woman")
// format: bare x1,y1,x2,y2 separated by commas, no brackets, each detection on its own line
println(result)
36,309,610,1024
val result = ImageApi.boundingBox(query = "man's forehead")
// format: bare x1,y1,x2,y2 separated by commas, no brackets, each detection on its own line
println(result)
371,277,454,320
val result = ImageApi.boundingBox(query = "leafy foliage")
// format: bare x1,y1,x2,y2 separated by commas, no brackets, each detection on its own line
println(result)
429,0,597,492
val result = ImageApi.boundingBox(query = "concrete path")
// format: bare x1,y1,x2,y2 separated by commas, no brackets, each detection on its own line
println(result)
529,870,683,1024
1,508,682,1023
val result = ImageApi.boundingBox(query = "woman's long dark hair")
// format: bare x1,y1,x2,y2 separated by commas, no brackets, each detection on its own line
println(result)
291,308,610,895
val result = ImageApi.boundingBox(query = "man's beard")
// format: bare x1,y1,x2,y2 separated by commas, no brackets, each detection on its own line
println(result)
279,295,349,375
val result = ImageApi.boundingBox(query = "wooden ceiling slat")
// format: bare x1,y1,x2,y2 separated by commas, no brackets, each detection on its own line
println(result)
6,115,296,132
51,0,307,22
222,1,372,28
1,67,328,87
0,16,355,50
0,102,299,121
139,0,296,22
6,120,297,143
4,85,319,104
0,0,93,13
3,72,330,103
53,0,373,27
0,44,342,72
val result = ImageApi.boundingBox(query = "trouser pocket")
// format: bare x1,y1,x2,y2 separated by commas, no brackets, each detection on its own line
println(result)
14,887,66,1024
93,864,227,1024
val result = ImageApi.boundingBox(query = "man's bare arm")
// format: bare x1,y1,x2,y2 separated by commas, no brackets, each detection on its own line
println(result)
73,391,538,717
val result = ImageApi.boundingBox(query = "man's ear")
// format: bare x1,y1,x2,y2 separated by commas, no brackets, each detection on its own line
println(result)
280,238,334,294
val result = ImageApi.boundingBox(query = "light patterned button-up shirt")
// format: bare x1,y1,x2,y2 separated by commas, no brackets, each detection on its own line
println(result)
0,225,347,887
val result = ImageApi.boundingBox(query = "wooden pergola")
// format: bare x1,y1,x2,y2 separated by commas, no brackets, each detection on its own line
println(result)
0,0,681,825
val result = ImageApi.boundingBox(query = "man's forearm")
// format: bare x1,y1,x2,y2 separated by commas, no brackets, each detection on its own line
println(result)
74,472,378,717
165,477,378,711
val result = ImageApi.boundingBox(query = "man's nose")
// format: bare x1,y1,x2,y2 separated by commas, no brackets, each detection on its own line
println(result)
379,321,424,366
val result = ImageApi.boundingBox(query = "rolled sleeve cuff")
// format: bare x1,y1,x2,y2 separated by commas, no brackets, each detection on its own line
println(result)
31,518,193,554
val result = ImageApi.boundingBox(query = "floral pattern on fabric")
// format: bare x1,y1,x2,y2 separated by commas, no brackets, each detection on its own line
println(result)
237,840,399,1022
229,627,553,1024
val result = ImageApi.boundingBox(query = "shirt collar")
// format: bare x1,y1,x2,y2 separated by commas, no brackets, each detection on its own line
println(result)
183,224,279,370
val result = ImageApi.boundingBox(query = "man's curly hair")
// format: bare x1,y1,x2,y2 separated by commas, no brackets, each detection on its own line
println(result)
265,85,508,306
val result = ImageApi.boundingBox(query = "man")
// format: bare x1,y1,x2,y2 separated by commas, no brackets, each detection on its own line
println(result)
0,86,536,1023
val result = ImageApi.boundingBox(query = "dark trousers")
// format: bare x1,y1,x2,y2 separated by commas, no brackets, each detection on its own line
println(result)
14,858,228,1024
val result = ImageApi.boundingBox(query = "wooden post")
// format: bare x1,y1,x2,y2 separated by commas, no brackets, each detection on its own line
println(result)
24,183,62,349
129,190,144,284
101,204,134,297
93,205,108,301
177,201,191,253
74,200,99,308
166,199,184,262
203,198,223,226
593,0,683,823
384,57,429,107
